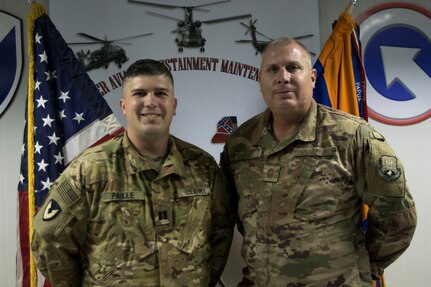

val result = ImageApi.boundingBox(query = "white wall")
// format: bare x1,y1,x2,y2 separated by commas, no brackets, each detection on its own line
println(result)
0,1,48,287
0,1,429,286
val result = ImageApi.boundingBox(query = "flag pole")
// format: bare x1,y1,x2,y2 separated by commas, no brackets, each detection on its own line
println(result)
345,0,358,14
27,4,45,287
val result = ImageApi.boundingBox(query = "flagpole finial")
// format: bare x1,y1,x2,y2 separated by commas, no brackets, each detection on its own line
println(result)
345,0,358,14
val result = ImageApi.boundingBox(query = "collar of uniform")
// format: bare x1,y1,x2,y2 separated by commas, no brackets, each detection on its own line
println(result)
254,109,277,148
296,99,317,143
255,99,317,149
122,133,184,176
122,132,152,174
158,137,186,178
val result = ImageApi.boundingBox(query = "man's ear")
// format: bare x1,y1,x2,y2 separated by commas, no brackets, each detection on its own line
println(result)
119,97,126,116
311,68,317,88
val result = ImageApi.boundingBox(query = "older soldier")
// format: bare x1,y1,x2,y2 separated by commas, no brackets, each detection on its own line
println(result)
31,59,235,287
220,38,417,286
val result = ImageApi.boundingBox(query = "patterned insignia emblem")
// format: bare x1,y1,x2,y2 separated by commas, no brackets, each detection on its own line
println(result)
43,199,62,220
262,164,281,182
378,155,401,182
0,10,22,116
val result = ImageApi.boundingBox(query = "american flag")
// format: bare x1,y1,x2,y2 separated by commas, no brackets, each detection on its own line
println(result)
17,4,124,287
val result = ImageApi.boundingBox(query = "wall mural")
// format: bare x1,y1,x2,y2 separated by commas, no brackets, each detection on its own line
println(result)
50,0,320,162
68,32,153,71
129,0,252,52
236,19,315,55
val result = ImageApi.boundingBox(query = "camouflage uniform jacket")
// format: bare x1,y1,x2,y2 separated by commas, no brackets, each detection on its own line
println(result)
32,132,235,287
220,100,416,287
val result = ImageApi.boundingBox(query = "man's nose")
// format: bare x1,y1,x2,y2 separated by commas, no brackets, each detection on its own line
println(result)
277,69,291,83
144,93,158,108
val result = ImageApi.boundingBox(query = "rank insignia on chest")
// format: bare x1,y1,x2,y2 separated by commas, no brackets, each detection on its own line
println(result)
155,205,171,226
378,155,401,182
262,164,281,183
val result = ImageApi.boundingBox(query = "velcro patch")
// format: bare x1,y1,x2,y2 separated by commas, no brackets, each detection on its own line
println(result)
177,187,210,197
262,164,280,182
57,180,80,207
101,191,146,202
378,155,401,182
43,199,61,221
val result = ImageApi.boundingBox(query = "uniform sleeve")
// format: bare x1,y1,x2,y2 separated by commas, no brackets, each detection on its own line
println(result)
209,165,237,286
354,124,417,279
31,162,88,287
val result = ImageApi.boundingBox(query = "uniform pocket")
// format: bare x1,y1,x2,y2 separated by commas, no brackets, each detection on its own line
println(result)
230,151,261,221
176,192,212,256
288,147,353,224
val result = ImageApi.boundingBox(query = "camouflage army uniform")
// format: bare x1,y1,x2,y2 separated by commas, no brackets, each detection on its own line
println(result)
220,100,417,287
32,132,235,287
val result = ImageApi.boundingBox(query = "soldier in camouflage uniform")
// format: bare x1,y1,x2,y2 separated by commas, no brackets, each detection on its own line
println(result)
31,59,236,287
220,38,417,286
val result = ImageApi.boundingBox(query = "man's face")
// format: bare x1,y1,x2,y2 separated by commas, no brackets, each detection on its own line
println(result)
120,74,177,142
259,42,316,116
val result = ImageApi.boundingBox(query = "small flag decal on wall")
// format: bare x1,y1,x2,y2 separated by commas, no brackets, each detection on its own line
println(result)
211,116,237,143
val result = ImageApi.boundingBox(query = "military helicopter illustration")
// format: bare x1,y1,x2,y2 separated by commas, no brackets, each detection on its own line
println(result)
128,0,251,52
68,32,153,71
236,19,314,55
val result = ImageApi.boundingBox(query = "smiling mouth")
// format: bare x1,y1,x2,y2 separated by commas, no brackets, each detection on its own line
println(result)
142,114,161,119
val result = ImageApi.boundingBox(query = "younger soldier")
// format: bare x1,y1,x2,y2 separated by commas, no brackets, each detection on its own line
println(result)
32,59,235,287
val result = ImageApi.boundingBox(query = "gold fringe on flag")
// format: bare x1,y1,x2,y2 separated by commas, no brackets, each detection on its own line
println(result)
27,3,46,287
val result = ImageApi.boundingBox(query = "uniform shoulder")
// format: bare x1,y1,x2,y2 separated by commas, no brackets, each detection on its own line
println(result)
229,112,264,140
73,135,123,164
317,104,367,130
172,136,217,165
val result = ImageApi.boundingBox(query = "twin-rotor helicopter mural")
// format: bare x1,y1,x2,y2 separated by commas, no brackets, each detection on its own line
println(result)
69,0,313,71
128,0,252,52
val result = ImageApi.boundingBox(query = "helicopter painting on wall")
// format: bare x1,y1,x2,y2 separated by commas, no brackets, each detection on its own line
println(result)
68,32,153,71
128,0,251,52
236,19,315,55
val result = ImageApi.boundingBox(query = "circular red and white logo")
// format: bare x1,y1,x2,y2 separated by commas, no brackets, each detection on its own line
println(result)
357,3,431,125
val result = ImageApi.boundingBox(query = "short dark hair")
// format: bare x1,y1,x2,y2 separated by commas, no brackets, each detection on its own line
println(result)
123,59,174,86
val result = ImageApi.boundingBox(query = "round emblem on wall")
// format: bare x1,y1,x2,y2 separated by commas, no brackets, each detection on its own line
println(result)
0,10,22,116
357,3,431,125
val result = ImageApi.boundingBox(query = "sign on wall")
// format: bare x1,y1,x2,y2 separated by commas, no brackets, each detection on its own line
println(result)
358,3,431,125
0,10,22,116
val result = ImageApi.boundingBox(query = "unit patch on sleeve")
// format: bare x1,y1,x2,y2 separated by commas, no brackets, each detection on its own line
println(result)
43,199,61,221
378,155,401,182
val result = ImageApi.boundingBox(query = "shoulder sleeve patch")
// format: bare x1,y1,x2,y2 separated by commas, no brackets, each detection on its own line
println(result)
366,135,405,197
378,155,402,182
42,199,61,221
57,180,80,207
